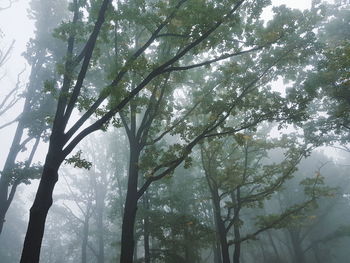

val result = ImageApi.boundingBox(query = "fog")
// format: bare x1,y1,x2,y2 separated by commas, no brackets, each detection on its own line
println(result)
0,0,349,263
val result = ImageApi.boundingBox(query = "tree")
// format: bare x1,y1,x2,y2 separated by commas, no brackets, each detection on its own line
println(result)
199,129,306,263
270,152,349,263
134,166,213,262
20,1,324,262
0,0,68,235
302,2,350,148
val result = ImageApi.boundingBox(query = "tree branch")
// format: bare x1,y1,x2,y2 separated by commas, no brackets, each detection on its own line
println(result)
164,46,264,72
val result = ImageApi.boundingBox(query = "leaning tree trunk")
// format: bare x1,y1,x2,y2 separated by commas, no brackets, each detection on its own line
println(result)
20,150,62,263
0,52,45,235
0,120,25,234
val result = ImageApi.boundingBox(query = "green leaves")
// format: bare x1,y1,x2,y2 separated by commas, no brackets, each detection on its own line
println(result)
3,162,43,185
64,150,92,170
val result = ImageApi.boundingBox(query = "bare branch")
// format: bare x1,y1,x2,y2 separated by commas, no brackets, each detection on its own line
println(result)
0,65,26,116
0,113,20,130
0,40,15,67
62,174,87,217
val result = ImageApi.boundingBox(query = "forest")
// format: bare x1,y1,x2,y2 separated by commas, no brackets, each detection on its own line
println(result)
0,0,349,262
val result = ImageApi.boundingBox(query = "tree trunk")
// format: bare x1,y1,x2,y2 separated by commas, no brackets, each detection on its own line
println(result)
312,243,322,263
209,201,222,263
232,191,241,263
143,191,150,263
259,243,267,263
120,145,140,263
232,223,241,263
0,121,25,235
289,229,305,263
82,215,90,263
0,54,44,235
213,240,222,263
120,193,138,263
20,161,59,263
267,230,281,262
96,183,106,263
212,194,230,263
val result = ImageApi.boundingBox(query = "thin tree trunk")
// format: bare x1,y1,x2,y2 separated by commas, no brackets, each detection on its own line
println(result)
82,215,90,263
232,223,241,263
232,190,241,263
97,202,105,263
212,194,230,263
0,54,44,235
289,229,305,263
143,191,150,263
94,179,106,263
0,121,25,235
311,243,322,263
213,240,222,263
259,243,267,263
267,230,281,262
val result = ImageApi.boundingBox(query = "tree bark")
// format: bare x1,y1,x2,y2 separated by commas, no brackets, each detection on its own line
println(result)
20,160,60,263
120,144,140,263
143,191,151,263
212,194,230,263
232,221,241,263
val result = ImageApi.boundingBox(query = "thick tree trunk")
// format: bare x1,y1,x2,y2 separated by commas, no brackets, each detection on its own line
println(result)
120,182,138,263
20,161,59,263
120,145,140,263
